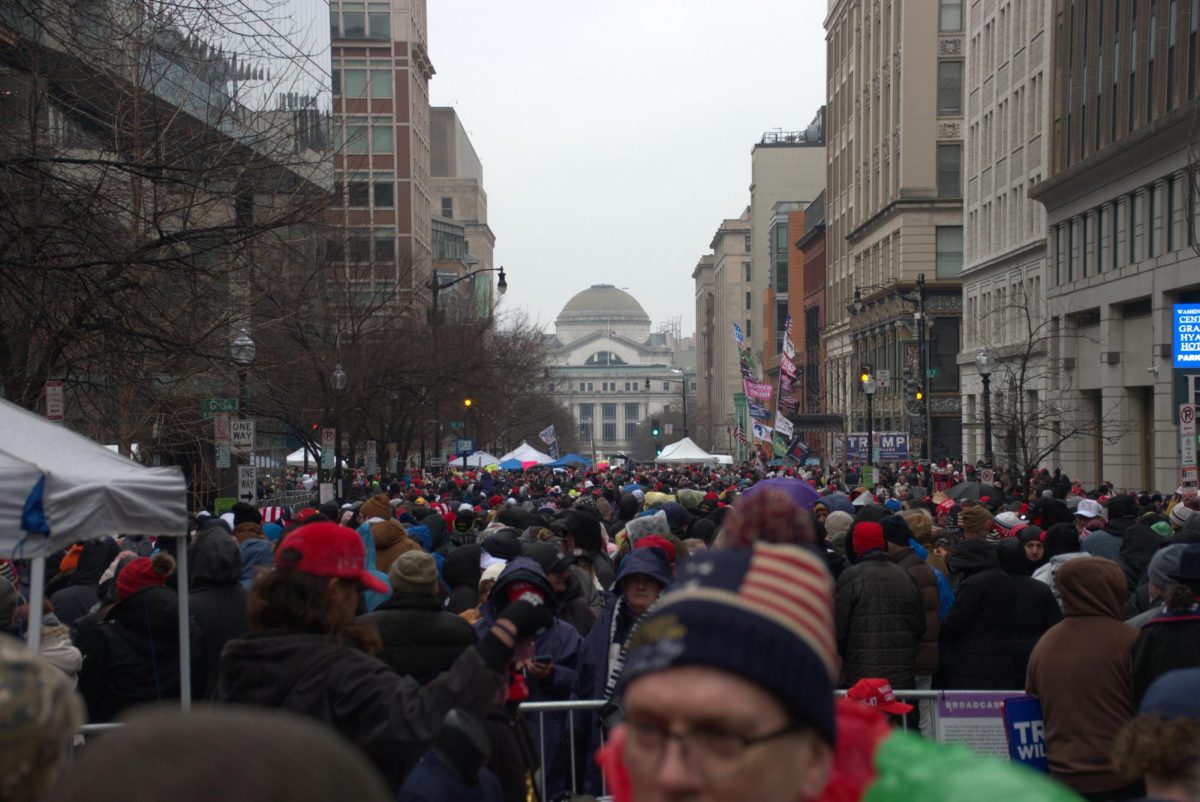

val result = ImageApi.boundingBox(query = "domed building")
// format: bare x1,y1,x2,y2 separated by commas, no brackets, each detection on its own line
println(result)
545,285,695,461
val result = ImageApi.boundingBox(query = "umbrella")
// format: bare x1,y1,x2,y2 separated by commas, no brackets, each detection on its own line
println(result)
740,476,820,512
946,481,987,501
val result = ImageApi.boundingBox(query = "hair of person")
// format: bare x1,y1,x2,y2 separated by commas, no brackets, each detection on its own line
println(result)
721,489,815,548
44,706,392,802
1111,714,1200,791
1163,582,1199,613
899,508,934,545
247,552,381,655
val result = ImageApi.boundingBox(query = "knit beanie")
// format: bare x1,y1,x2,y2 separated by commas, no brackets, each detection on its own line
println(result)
116,553,175,600
879,515,914,548
852,522,886,556
1148,544,1188,590
359,493,392,522
824,511,854,549
232,503,261,527
961,505,993,534
388,550,438,595
1171,504,1195,529
619,543,837,745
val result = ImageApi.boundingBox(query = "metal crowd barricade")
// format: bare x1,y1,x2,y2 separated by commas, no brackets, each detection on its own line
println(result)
517,699,608,802
257,490,317,510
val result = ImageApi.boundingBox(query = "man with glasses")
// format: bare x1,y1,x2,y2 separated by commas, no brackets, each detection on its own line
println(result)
610,542,837,801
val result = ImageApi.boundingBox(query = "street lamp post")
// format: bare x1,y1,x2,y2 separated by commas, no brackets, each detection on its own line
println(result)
230,328,256,420
331,362,347,501
863,377,877,470
975,351,995,466
429,265,507,325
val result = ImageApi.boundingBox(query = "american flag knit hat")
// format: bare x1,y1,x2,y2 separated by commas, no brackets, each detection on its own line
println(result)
618,542,837,744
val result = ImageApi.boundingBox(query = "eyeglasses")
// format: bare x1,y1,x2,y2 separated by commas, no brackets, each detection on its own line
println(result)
624,717,800,774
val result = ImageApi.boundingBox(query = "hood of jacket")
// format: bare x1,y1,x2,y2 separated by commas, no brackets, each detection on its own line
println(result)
217,631,340,707
423,514,450,553
239,538,274,586
614,547,673,589
233,521,265,543
108,585,179,635
191,529,242,587
617,494,641,521
1057,556,1126,618
442,543,482,590
72,537,120,586
483,556,557,620
995,538,1032,577
1103,518,1133,538
948,539,999,576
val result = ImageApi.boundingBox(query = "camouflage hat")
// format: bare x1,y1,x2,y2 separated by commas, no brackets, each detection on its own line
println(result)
0,632,83,800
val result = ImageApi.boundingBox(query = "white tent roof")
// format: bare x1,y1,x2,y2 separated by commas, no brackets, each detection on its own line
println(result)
449,451,500,468
286,446,318,466
0,398,187,557
654,437,719,464
498,442,555,465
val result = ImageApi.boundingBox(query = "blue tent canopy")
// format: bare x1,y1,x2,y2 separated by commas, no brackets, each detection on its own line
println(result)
497,458,524,471
548,453,592,468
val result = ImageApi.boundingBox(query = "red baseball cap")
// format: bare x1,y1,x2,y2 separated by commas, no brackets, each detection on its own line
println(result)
846,678,914,715
275,522,389,594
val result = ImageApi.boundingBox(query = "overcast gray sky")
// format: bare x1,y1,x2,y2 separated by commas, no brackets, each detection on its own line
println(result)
427,0,827,335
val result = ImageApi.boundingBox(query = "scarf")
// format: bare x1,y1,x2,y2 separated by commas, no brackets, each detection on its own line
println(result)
603,596,655,700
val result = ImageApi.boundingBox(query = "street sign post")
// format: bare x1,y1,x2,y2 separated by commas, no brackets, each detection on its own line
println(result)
200,398,238,419
231,420,255,454
876,369,890,389
448,421,465,431
1182,404,1197,436
455,438,474,456
237,466,257,504
213,412,231,444
215,443,231,469
321,428,336,450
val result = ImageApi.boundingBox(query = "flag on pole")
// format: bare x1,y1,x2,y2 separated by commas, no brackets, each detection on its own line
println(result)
734,425,748,445
538,425,556,446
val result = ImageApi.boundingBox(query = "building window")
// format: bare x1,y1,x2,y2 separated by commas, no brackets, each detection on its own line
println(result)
441,197,453,219
374,175,394,207
624,420,638,441
938,61,963,115
625,402,640,421
369,68,391,97
937,143,962,197
578,383,585,392
1168,175,1178,251
342,67,367,97
935,226,964,277
373,228,395,262
578,404,593,441
601,404,617,442
335,2,389,39
745,291,752,310
940,0,963,30
743,262,751,282
338,116,393,155
744,234,752,252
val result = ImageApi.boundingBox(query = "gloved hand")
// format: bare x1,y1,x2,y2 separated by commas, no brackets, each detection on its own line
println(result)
498,595,554,639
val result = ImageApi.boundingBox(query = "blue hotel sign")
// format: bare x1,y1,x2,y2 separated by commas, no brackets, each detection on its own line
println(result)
1175,305,1200,368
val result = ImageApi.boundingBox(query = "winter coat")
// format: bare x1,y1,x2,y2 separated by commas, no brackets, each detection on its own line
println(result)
217,631,504,791
239,539,274,589
1081,518,1131,563
355,522,394,612
360,593,475,682
572,565,606,619
49,537,119,625
189,530,249,699
75,586,202,722
835,551,926,689
473,557,584,800
890,548,940,675
940,541,1017,689
1032,552,1090,607
996,540,1063,688
1026,557,1138,795
396,752,504,802
1131,602,1200,704
555,569,597,637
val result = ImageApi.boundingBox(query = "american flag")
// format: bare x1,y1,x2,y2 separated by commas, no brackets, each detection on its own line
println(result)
734,425,748,445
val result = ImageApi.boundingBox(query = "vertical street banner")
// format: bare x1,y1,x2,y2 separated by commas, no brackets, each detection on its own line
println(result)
538,425,558,460
44,381,64,422
771,315,799,461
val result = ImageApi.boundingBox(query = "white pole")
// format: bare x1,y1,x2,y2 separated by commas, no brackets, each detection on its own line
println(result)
175,533,191,712
28,555,45,653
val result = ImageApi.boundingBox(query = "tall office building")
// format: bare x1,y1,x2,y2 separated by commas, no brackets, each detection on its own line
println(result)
959,0,1053,464
329,0,433,301
1031,0,1200,492
430,106,497,315
824,0,966,460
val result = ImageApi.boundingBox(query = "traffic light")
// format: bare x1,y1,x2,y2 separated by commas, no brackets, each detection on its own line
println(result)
915,386,924,401
655,441,664,455
859,363,873,385
464,398,473,409
650,418,661,437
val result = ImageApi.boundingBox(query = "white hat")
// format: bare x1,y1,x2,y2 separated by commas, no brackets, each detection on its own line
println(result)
1074,498,1105,519
458,503,474,513
479,561,505,588
852,493,876,507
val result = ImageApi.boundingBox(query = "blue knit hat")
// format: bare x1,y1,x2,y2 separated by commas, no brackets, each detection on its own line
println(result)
618,543,837,745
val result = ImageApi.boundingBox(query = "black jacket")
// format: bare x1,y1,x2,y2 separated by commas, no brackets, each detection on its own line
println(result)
555,569,596,637
940,541,1018,689
1131,606,1200,703
360,593,476,682
997,540,1062,687
75,585,202,722
188,530,249,699
835,551,926,689
50,537,119,625
217,630,504,790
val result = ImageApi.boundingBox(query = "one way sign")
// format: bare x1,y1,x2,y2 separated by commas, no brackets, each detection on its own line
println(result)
237,465,257,504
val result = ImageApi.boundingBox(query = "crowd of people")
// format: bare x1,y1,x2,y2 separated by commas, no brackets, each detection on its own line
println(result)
4,458,1200,802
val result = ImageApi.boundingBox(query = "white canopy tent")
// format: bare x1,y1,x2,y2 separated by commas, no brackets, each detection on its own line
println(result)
0,398,191,704
654,437,720,465
498,442,555,465
285,446,344,468
449,451,500,468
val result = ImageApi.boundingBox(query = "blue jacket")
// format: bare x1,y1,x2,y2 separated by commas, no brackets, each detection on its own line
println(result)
473,557,583,799
355,522,393,612
238,539,273,590
909,540,955,621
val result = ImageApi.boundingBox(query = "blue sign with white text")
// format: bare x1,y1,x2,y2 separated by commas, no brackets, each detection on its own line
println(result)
1174,304,1200,367
1002,696,1049,773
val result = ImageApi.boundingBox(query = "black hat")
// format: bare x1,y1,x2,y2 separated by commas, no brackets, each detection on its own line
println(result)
522,541,571,575
880,514,914,547
232,502,261,527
